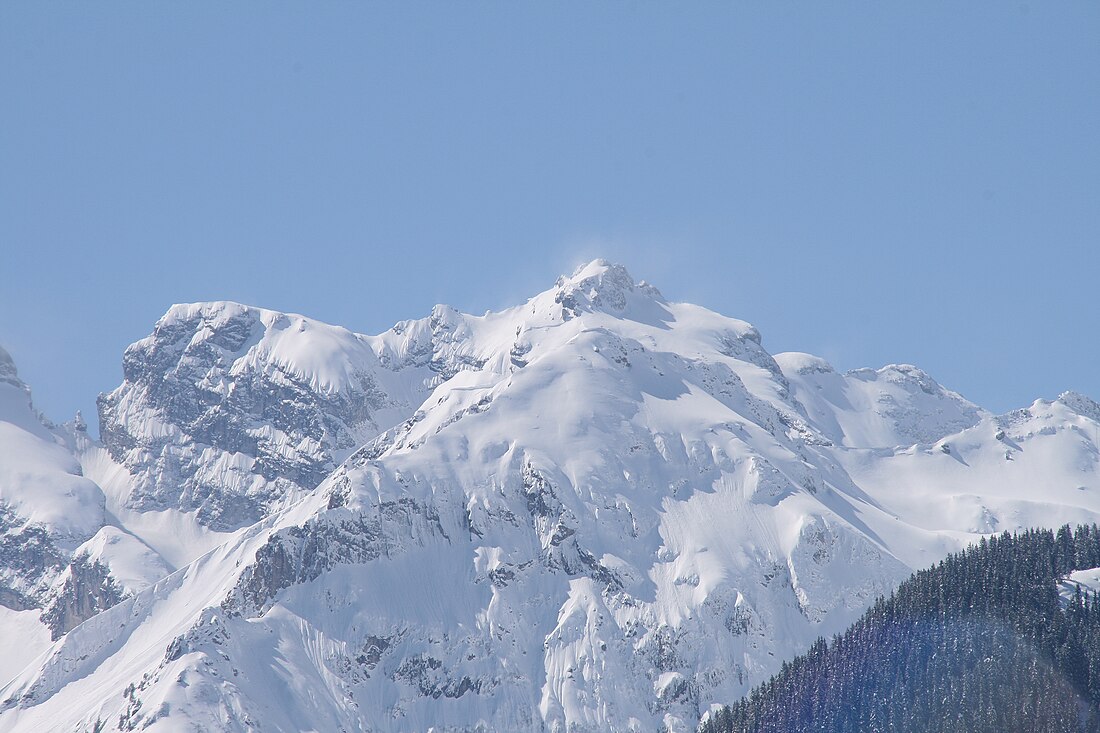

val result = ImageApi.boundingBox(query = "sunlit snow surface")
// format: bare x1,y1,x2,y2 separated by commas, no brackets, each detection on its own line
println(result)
3,262,1100,732
1060,567,1100,606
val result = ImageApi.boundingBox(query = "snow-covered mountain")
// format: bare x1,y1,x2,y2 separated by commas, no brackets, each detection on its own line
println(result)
0,347,171,684
2,260,1100,732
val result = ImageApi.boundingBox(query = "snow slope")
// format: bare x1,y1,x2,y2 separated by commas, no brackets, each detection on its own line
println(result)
0,348,171,684
3,261,1100,732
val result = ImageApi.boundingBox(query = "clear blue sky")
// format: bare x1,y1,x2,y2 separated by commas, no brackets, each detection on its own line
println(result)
2,2,1098,428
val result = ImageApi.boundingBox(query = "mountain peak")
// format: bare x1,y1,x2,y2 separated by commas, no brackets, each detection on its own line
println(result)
558,257,629,284
0,344,23,389
0,344,52,438
549,259,665,321
1057,391,1100,423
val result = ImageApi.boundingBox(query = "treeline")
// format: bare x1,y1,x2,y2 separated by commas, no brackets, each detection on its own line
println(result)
701,525,1100,733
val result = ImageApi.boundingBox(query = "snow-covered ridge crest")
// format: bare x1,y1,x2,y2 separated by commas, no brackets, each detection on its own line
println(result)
0,346,53,440
0,346,22,388
1057,391,1100,423
776,353,986,448
0,347,176,675
154,300,380,395
94,263,696,533
0,348,103,549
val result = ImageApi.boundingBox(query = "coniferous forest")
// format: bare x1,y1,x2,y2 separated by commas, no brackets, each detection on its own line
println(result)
700,525,1100,733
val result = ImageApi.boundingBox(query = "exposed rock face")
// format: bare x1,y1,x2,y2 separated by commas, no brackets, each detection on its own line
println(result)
41,554,125,640
98,303,402,529
0,347,22,389
0,506,66,612
95,299,521,532
225,492,449,618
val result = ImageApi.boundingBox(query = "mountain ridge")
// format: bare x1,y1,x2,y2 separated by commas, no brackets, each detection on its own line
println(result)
1,260,1099,732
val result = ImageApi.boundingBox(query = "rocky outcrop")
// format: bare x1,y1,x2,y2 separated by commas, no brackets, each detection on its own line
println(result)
0,506,66,612
41,554,125,639
98,303,400,529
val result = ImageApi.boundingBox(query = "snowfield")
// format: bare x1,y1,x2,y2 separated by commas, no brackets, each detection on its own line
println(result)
2,260,1100,732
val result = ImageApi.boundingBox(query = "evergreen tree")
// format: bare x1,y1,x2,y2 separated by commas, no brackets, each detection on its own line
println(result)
700,525,1100,733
